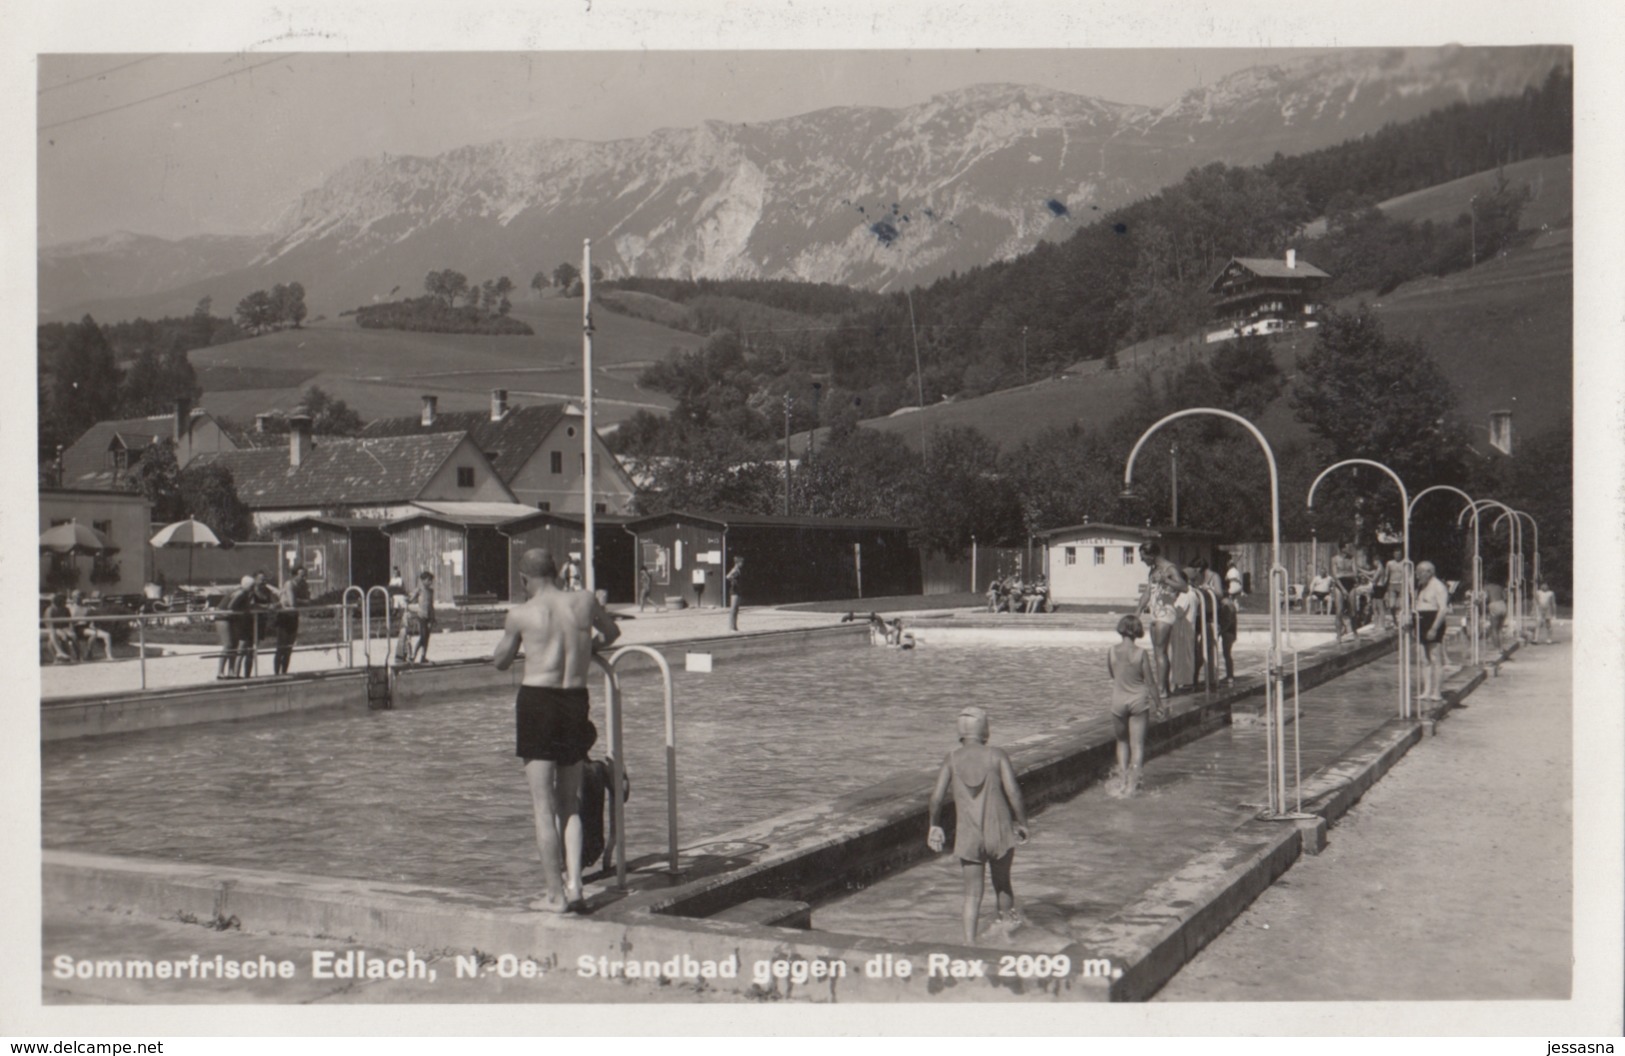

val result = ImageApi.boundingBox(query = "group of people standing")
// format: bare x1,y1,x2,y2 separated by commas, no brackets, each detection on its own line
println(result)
1311,541,1407,642
212,566,310,679
1134,543,1241,699
388,566,438,664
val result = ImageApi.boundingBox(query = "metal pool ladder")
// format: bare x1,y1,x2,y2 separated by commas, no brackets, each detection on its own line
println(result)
593,645,678,890
341,585,394,668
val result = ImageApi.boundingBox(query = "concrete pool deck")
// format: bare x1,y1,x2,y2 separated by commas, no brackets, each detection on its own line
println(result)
38,601,1356,739
37,600,1353,703
39,628,1516,1003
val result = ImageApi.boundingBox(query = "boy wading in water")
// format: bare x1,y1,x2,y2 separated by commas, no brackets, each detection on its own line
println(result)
1106,614,1163,797
491,548,621,913
927,707,1029,945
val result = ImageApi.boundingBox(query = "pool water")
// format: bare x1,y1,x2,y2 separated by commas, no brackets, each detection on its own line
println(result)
41,639,1271,901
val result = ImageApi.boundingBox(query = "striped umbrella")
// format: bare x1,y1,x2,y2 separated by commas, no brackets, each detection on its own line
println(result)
150,518,222,588
40,521,113,554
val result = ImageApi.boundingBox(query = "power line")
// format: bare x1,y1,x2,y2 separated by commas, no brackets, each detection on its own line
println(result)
39,55,163,94
39,55,291,132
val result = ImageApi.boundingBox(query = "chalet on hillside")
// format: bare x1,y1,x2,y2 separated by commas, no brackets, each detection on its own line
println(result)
357,391,637,515
1205,250,1331,344
57,398,239,489
188,417,516,531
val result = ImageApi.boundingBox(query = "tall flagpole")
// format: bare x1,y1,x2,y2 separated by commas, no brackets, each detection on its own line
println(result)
582,240,596,594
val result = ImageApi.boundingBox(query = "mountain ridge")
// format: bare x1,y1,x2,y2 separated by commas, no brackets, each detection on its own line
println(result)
40,46,1569,321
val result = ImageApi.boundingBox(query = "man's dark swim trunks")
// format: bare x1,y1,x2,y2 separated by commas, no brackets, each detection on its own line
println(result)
516,685,597,765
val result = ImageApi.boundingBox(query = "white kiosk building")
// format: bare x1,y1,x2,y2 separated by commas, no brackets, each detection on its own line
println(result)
1038,521,1221,606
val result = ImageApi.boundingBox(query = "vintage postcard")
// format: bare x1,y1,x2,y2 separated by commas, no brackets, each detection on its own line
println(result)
4,0,1621,1043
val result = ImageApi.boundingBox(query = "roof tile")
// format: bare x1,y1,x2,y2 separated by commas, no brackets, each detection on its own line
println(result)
189,434,468,509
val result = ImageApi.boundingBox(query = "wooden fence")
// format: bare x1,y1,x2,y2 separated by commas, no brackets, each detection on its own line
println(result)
151,541,282,589
1216,540,1323,594
922,546,1037,595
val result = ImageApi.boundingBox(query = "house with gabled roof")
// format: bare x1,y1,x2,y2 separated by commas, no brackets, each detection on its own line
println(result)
1205,249,1331,344
357,391,637,515
57,398,239,490
188,416,516,531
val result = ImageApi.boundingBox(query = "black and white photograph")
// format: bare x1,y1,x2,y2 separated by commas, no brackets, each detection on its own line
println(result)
4,0,1622,1043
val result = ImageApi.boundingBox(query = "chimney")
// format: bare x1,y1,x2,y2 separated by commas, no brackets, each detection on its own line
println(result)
254,413,271,434
289,413,313,467
420,394,438,427
1285,248,1297,270
174,397,193,443
491,388,509,422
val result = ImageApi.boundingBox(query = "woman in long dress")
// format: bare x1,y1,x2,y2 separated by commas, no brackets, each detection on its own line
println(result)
1170,588,1197,691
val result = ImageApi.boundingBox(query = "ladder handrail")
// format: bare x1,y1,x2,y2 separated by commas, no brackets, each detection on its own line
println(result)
341,586,365,668
1194,585,1221,695
592,645,678,890
364,586,392,666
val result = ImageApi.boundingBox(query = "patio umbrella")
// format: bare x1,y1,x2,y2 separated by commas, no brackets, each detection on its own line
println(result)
149,518,221,589
40,521,112,555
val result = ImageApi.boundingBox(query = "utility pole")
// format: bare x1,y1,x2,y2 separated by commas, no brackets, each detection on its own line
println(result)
1469,194,1479,269
906,289,925,457
783,393,794,516
1021,325,1029,384
810,382,822,458
1170,441,1179,527
581,239,595,593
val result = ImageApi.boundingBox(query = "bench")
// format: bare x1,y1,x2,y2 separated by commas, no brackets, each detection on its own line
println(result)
449,594,505,631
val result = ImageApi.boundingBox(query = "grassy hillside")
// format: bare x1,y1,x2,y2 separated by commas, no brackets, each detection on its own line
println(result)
819,218,1571,455
188,292,695,427
1301,155,1571,237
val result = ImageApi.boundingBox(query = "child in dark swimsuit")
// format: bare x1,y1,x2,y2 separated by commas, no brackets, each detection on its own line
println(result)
1107,614,1162,796
927,707,1029,945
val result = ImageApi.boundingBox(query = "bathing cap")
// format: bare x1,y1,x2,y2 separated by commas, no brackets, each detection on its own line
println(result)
240,575,255,587
957,706,989,740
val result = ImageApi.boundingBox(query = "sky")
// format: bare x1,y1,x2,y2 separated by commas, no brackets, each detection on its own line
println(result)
35,48,1339,246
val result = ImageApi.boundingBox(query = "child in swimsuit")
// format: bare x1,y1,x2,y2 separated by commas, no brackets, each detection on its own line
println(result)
927,707,1029,946
1106,614,1162,796
1534,581,1557,643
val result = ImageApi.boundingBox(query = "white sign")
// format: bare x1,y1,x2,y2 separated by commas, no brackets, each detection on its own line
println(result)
685,652,713,673
703,550,723,565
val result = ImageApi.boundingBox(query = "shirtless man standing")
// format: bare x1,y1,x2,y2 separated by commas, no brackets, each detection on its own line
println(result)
491,548,621,912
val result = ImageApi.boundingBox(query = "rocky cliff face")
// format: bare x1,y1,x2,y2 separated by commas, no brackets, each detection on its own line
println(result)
41,46,1568,320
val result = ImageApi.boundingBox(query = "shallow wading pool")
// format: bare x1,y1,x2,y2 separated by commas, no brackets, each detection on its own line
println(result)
41,636,1300,902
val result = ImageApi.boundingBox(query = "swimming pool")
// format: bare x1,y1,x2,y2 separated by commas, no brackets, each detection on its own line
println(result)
41,637,1280,901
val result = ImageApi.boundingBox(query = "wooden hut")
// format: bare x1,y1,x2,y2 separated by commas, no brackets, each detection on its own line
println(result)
498,512,636,603
270,516,391,597
622,511,921,608
382,501,537,602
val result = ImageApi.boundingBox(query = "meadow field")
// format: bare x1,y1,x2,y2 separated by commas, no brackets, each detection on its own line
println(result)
189,292,696,426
